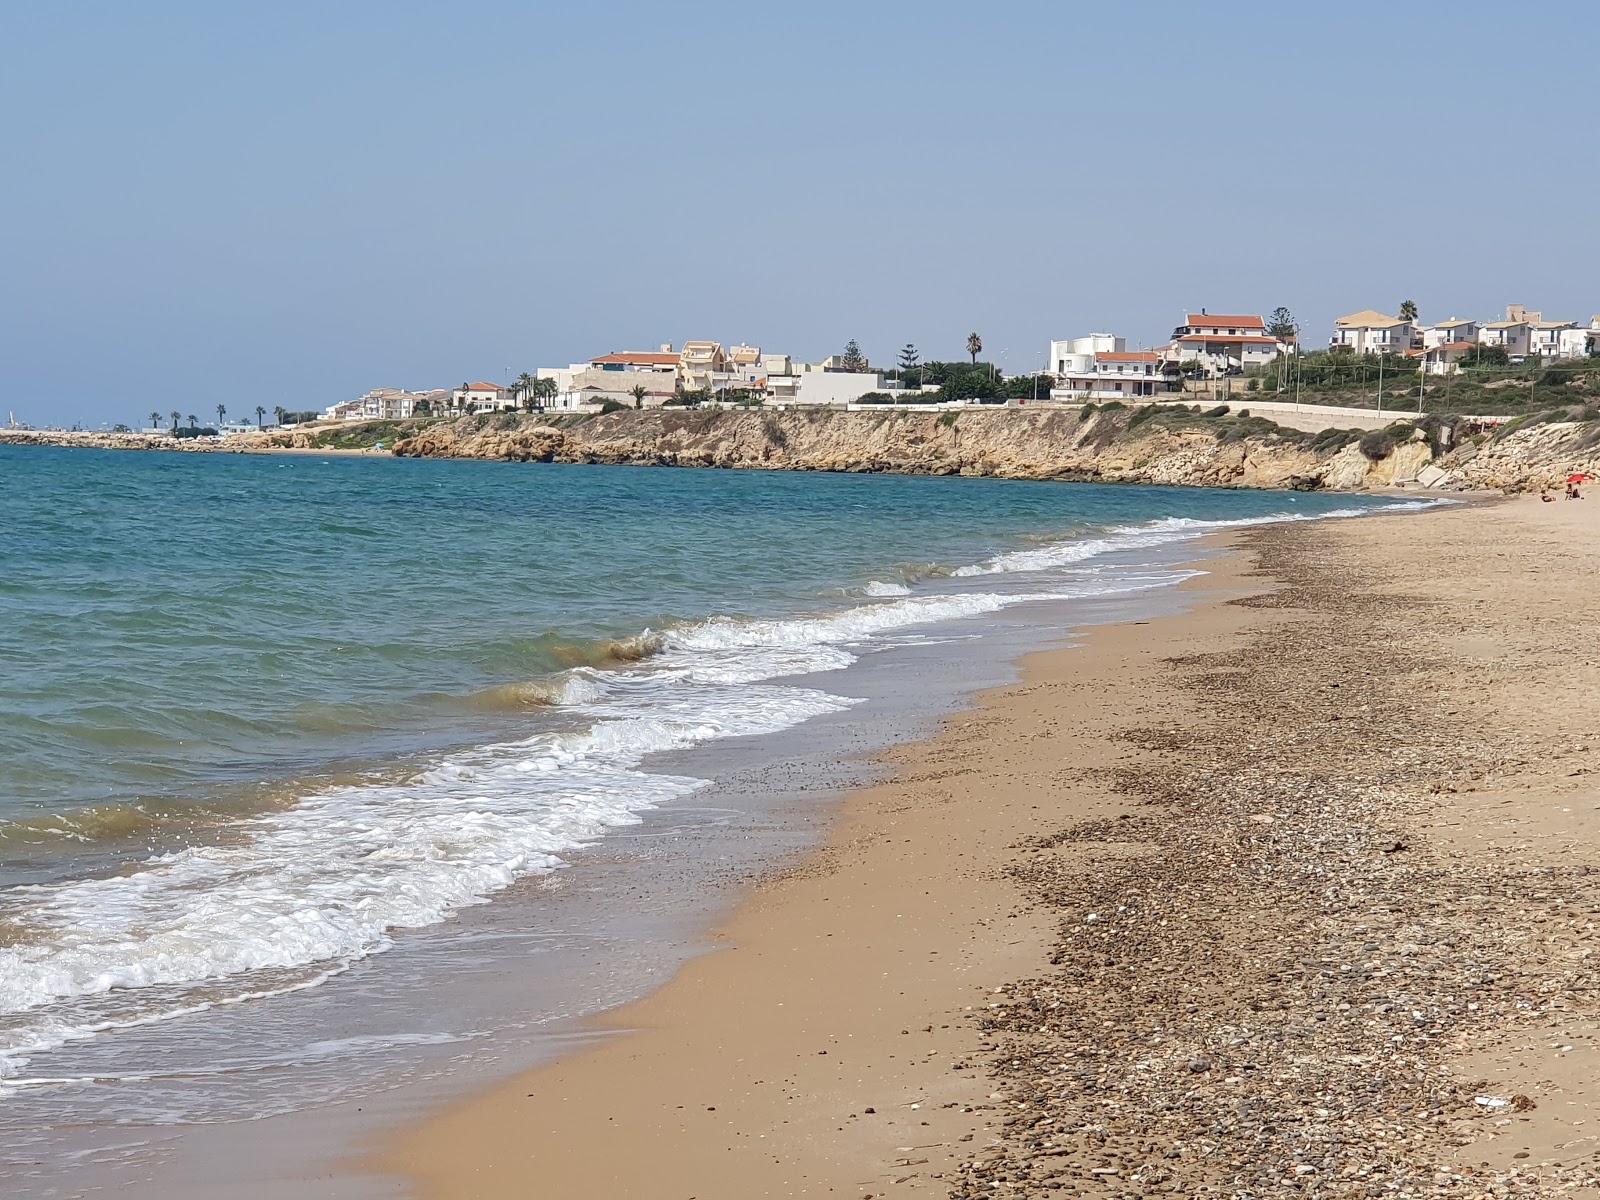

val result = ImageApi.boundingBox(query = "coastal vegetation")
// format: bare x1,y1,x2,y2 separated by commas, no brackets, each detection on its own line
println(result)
1248,347,1600,415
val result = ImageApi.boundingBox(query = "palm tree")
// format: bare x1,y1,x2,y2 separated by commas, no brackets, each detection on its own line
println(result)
170,410,181,432
517,372,537,412
254,405,266,428
1399,299,1419,322
536,377,559,408
187,414,197,430
215,404,226,428
629,384,648,409
149,410,161,431
273,405,288,426
967,332,983,364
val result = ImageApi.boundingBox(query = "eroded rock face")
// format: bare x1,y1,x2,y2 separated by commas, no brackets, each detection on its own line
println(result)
1439,421,1600,492
16,408,1600,494
388,410,1390,491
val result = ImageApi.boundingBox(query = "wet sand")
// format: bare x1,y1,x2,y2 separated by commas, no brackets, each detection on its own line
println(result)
384,495,1600,1198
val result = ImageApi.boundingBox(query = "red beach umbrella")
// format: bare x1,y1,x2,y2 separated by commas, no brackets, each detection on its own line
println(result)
1569,473,1591,483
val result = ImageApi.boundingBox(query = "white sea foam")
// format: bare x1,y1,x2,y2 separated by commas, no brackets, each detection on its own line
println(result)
951,500,1445,577
0,681,852,1078
862,580,911,597
0,494,1445,1083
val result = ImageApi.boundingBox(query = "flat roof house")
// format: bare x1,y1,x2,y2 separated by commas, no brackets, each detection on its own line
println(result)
1054,350,1166,398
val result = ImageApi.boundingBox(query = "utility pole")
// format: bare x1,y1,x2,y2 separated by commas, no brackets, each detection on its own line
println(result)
1377,353,1384,415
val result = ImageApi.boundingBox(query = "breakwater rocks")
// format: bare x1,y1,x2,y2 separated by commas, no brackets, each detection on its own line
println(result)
0,429,220,452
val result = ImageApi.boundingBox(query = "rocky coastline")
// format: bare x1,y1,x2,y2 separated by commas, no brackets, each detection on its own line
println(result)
7,406,1598,493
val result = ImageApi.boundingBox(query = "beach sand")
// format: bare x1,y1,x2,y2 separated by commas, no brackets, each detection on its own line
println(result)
382,494,1600,1198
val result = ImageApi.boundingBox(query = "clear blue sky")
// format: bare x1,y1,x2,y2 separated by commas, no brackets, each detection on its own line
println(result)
3,1,1596,427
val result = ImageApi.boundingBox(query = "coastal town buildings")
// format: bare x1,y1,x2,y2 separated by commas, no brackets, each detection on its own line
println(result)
1049,333,1123,376
1561,319,1600,358
1412,342,1478,376
1330,310,1417,356
317,300,1600,428
1530,320,1576,359
794,371,887,406
1168,312,1283,375
542,349,682,408
1341,306,1597,363
679,341,729,391
1421,319,1479,350
451,382,514,413
1047,335,1168,399
1478,306,1539,358
323,388,434,421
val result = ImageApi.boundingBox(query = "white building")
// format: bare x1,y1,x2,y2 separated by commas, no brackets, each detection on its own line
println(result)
1421,318,1478,350
1477,305,1540,358
451,382,515,413
1049,333,1124,376
1414,342,1477,376
1171,312,1283,374
322,388,430,422
1052,351,1166,398
795,371,886,406
1330,310,1416,356
1558,319,1600,359
580,350,681,406
1530,320,1576,358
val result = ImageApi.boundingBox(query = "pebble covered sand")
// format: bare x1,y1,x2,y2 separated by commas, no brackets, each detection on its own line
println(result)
950,512,1600,1198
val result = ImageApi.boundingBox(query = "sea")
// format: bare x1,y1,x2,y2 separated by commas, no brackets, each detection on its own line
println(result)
0,445,1424,1195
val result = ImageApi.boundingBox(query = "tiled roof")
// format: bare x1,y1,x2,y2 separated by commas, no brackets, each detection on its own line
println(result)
464,382,504,391
1335,310,1408,328
1096,351,1161,362
1176,334,1280,345
1185,314,1266,329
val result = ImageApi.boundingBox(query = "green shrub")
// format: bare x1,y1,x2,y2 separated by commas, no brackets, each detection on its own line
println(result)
1202,405,1230,418
1358,430,1394,460
596,399,629,414
1079,403,1096,419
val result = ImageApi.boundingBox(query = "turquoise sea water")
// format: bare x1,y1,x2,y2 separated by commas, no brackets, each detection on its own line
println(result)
0,444,1410,1087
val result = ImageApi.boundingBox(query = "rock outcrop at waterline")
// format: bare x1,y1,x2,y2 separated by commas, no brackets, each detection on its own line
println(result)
10,407,1600,492
389,408,1340,488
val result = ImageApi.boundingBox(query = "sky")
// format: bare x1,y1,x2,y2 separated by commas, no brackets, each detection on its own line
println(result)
3,0,1597,428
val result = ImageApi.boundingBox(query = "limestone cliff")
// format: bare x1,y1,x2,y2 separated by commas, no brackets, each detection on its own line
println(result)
10,406,1600,493
388,408,1344,488
382,408,1600,492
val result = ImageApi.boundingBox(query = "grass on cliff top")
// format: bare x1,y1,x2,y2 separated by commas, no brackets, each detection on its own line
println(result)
1095,401,1369,455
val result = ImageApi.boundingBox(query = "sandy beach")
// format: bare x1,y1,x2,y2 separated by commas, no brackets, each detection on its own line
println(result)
383,494,1600,1199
